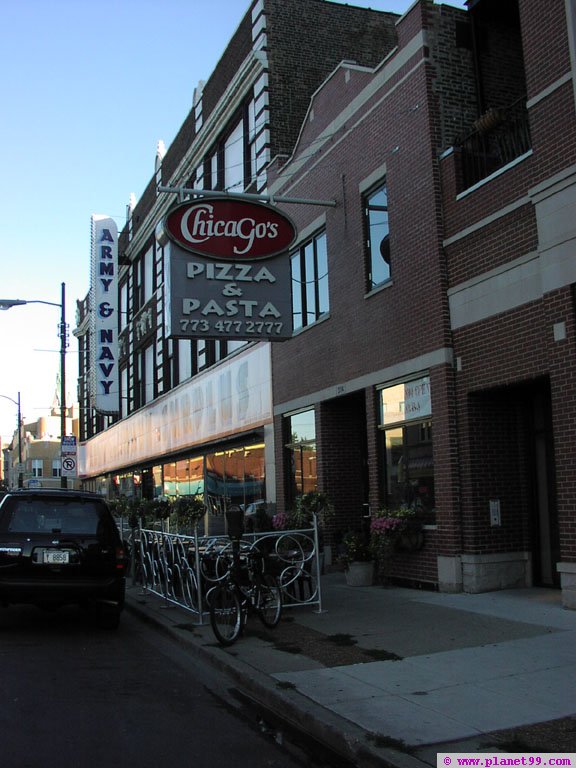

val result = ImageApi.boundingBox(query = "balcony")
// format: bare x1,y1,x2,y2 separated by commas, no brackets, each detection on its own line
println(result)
458,96,531,191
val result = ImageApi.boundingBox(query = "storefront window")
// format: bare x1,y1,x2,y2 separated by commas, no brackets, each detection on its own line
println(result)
379,377,435,523
175,459,191,496
285,409,317,498
97,447,257,512
225,448,245,506
117,472,139,499
383,422,435,523
163,462,177,496
205,444,265,511
244,444,265,503
188,456,204,496
206,452,226,504
152,465,163,497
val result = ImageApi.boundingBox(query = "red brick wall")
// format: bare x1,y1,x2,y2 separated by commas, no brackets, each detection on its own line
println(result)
445,203,538,288
272,56,450,405
316,393,367,542
547,287,576,561
520,0,571,99
266,0,398,158
450,287,576,562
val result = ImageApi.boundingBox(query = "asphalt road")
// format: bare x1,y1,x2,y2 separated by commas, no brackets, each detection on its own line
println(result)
0,604,307,768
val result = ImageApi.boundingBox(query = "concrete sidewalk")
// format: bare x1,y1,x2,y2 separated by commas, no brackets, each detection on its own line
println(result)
126,572,576,767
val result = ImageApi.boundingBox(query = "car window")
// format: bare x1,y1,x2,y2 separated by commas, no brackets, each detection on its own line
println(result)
1,499,110,535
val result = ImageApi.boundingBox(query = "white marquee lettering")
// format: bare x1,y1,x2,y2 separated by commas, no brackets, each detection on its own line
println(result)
178,203,280,254
186,262,277,283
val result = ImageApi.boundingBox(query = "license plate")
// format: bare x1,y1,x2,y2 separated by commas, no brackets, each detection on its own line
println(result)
44,550,70,565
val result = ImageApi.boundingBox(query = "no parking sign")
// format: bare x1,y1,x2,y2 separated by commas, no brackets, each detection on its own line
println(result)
61,436,77,478
62,456,77,476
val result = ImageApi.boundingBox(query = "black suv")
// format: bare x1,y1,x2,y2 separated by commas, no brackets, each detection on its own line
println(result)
0,489,128,628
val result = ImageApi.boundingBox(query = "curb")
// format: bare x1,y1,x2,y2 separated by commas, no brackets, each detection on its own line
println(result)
125,591,427,768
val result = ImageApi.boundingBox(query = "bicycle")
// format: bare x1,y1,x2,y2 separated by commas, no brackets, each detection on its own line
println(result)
206,536,283,646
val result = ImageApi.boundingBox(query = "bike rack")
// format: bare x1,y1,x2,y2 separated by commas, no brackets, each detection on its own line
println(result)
131,514,324,622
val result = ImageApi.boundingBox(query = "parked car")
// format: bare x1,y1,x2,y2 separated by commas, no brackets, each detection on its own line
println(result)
0,489,128,628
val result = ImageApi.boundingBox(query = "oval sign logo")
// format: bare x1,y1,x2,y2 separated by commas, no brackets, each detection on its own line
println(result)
162,197,297,260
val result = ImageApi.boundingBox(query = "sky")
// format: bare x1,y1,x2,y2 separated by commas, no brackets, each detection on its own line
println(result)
0,0,465,442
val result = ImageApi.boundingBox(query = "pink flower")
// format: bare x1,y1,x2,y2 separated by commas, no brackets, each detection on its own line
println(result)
370,516,403,536
272,512,289,531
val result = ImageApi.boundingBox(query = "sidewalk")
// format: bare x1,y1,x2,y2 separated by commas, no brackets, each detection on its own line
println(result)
125,572,576,767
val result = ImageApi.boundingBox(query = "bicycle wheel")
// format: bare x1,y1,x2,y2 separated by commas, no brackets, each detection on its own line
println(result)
257,574,282,628
209,585,243,646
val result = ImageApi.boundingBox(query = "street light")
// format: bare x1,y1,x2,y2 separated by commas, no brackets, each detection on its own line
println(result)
0,283,68,488
0,392,23,488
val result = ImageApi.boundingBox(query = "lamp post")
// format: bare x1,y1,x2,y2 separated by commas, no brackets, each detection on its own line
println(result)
0,392,23,488
0,283,68,488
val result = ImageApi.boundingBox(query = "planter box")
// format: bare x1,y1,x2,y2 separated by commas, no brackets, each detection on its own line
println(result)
345,561,374,587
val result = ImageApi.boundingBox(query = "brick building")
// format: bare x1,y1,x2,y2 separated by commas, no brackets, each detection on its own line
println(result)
75,0,399,526
2,410,79,490
76,0,576,604
267,0,576,604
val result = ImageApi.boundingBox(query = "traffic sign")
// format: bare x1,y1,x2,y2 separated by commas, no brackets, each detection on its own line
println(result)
61,436,77,455
62,456,77,477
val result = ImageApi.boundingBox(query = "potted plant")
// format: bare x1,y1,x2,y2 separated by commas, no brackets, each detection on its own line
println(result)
338,531,374,586
108,496,148,530
294,490,335,566
370,507,424,583
292,491,334,529
172,494,205,533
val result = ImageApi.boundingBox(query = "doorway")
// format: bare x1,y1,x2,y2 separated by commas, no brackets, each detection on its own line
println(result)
529,384,559,586
469,379,559,587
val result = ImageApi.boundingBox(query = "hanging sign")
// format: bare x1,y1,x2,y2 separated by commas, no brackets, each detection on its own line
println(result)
161,198,297,260
91,215,119,413
158,198,297,341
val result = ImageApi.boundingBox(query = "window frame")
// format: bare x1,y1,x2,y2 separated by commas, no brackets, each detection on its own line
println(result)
377,376,435,523
364,181,391,291
204,99,256,193
284,409,318,502
290,230,329,331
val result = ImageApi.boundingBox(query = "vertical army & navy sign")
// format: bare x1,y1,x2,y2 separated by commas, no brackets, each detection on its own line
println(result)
91,215,119,414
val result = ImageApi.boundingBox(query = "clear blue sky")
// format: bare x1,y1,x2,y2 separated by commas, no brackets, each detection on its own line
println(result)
0,0,465,440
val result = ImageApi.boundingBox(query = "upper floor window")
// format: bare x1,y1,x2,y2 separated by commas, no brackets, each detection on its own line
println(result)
120,366,128,418
119,281,128,331
178,339,192,383
131,245,156,315
290,231,329,331
365,183,390,290
143,247,154,303
31,459,43,478
176,339,227,386
203,97,258,194
144,344,155,404
224,119,244,193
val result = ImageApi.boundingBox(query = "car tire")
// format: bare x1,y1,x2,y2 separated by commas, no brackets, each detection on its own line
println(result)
96,602,122,630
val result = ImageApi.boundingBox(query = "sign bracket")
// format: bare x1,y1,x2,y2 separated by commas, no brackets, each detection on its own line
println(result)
157,185,337,208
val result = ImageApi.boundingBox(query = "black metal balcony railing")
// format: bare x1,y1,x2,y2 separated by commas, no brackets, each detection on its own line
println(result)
458,96,531,190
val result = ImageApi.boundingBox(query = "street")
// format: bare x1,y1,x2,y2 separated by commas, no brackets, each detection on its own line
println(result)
0,604,308,768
